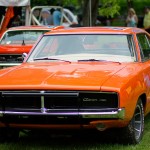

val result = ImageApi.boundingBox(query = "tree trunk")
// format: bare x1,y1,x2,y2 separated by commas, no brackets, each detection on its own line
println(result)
82,0,99,26
127,0,133,9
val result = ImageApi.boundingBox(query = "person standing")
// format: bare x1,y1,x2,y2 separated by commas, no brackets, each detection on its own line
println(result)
41,9,52,25
143,6,150,33
126,8,138,27
53,8,61,26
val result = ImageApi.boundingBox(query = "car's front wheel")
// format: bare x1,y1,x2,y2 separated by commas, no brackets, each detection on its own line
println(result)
121,99,144,144
0,127,19,142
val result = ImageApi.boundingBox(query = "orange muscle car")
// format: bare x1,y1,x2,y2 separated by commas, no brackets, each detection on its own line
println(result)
0,25,60,68
0,27,150,144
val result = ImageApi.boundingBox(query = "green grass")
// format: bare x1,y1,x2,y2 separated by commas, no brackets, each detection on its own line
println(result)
1,114,150,150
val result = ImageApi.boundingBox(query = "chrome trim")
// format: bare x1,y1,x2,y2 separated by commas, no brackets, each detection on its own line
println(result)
2,91,79,97
0,63,21,68
41,91,46,113
0,108,125,120
81,108,125,119
0,112,3,117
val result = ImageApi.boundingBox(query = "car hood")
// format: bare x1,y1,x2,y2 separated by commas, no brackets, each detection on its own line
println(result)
0,62,131,90
0,45,33,54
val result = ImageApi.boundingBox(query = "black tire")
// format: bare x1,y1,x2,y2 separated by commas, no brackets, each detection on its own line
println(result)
121,99,144,144
0,128,6,142
6,128,20,142
0,127,20,142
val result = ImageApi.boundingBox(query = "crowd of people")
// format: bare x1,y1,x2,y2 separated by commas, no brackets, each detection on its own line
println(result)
40,6,150,33
3,5,150,33
126,6,150,33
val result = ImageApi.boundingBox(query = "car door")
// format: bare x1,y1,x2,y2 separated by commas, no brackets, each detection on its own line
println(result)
137,33,150,113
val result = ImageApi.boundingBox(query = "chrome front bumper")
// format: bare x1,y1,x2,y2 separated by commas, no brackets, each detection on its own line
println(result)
0,108,125,120
0,63,21,68
81,108,125,119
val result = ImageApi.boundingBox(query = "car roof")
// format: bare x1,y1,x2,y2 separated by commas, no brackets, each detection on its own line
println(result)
45,26,146,35
6,25,63,31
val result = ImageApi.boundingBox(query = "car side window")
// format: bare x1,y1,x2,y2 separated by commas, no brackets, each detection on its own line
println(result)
137,33,150,60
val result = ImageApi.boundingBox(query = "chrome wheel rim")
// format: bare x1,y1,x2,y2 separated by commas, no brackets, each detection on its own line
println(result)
134,105,143,140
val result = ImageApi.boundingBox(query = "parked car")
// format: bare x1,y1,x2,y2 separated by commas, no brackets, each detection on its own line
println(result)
0,25,62,68
0,27,150,144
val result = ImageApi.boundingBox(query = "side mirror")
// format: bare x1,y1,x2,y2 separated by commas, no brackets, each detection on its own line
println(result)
22,53,28,61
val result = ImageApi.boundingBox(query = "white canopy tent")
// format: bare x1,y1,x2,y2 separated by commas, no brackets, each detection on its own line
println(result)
0,0,30,29
0,0,30,6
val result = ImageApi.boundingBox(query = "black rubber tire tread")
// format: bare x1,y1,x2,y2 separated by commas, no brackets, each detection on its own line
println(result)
120,99,144,144
0,127,19,142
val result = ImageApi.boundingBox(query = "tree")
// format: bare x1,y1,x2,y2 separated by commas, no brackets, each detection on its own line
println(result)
81,0,120,26
126,0,133,8
82,0,99,26
99,0,120,18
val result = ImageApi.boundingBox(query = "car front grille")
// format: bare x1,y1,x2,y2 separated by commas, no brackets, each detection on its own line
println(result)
0,54,23,63
0,91,119,113
0,90,121,124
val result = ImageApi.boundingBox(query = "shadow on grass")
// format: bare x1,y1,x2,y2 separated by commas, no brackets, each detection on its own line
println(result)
0,132,141,150
16,128,126,148
1,113,150,150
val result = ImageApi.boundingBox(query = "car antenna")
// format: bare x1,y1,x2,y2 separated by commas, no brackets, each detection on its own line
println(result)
22,33,25,45
22,39,25,45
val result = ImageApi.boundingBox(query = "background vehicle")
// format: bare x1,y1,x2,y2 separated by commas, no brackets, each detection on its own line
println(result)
0,25,55,68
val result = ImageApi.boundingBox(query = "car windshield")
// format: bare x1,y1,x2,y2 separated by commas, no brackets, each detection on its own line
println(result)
27,34,136,63
0,30,49,45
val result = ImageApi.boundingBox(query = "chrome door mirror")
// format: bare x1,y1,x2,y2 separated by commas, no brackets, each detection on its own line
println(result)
22,53,28,60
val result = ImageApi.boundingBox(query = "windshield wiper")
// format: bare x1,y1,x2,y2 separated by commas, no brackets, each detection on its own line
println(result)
33,57,71,63
78,59,106,62
78,59,121,64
